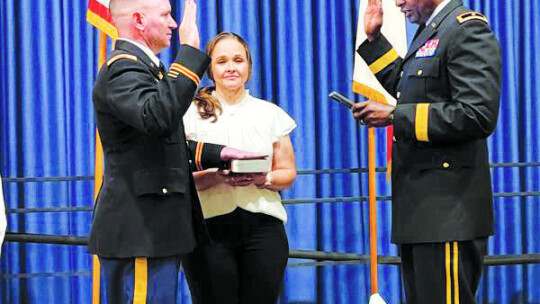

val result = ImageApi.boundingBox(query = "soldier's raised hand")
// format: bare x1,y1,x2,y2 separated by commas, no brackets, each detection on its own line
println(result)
179,0,200,49
365,0,383,41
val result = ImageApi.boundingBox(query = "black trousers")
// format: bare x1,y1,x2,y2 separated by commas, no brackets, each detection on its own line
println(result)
399,238,487,304
183,208,289,304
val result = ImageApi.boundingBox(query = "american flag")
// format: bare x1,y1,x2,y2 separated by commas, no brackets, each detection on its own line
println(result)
87,0,118,39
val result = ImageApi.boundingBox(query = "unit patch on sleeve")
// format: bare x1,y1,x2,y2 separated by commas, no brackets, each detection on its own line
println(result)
416,39,440,58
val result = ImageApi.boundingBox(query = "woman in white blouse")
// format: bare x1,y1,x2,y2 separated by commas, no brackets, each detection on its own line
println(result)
182,32,297,304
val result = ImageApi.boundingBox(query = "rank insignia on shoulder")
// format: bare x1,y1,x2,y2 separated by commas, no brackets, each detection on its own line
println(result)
416,39,440,58
456,11,489,24
106,54,138,66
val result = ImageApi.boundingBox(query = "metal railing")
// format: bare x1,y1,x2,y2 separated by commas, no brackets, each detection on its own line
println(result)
2,161,539,272
4,232,540,268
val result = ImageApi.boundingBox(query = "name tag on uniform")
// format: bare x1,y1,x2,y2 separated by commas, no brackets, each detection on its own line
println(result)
416,39,440,58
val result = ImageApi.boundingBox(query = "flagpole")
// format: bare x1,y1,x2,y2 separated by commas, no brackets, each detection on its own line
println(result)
368,127,379,295
354,2,407,302
92,30,107,304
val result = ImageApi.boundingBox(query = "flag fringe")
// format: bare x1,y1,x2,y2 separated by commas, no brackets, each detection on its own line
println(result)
352,81,389,105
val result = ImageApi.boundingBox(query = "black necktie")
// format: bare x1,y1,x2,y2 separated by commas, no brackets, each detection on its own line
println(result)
159,62,166,74
412,24,426,43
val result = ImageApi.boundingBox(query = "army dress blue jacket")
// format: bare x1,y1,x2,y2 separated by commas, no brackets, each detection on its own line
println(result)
357,0,502,244
89,40,224,258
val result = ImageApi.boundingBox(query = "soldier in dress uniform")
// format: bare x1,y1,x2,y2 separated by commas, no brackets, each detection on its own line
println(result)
88,0,264,302
352,0,501,302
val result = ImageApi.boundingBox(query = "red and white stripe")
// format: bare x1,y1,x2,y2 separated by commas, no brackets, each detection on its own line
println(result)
87,0,118,39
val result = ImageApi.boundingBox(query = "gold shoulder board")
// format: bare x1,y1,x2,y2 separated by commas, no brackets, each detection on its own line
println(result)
107,54,138,66
456,11,489,24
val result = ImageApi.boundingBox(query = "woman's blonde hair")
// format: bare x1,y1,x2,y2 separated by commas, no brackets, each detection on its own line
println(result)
193,32,253,122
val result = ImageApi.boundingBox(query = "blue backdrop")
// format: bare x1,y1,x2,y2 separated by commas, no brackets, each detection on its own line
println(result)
0,0,539,303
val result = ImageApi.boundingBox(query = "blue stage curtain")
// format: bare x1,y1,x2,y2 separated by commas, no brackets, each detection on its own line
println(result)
467,0,540,303
0,0,538,303
0,0,98,303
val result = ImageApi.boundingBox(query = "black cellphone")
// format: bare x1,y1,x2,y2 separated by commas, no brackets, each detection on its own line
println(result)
329,91,355,109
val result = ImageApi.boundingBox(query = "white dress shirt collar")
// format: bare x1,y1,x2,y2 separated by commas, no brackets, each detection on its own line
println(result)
426,0,452,25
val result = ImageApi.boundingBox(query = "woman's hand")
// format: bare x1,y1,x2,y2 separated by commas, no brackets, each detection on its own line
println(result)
252,173,271,189
193,170,270,190
219,171,265,187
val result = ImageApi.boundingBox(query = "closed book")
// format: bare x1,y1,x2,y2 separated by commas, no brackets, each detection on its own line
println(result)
230,159,271,173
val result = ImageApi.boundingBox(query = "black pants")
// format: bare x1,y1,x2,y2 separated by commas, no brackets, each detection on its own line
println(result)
183,208,289,304
400,238,487,304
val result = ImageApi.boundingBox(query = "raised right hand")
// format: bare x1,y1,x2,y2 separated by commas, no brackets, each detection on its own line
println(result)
179,0,200,49
364,0,383,41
